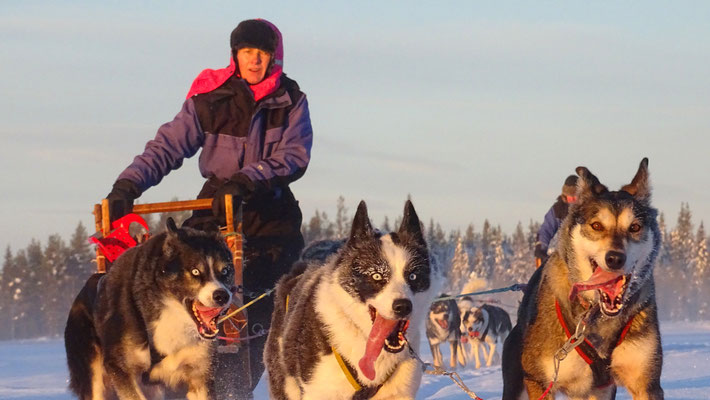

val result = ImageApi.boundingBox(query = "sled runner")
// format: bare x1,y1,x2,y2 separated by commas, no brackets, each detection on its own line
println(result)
91,195,252,397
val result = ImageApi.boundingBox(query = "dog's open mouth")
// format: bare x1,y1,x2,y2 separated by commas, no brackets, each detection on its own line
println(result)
367,306,409,353
185,299,228,340
570,262,628,317
435,318,449,330
358,305,410,381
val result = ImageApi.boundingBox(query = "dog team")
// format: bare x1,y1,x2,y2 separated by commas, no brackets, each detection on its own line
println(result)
62,17,664,400
64,158,664,400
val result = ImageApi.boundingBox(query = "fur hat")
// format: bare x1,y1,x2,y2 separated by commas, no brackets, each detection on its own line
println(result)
230,19,277,54
562,175,578,197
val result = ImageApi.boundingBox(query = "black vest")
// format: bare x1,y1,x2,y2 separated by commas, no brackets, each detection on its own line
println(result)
192,74,303,139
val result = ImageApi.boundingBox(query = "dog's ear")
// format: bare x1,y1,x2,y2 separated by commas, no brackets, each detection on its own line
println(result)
397,200,425,244
621,157,651,202
347,200,374,243
576,166,608,198
166,217,188,241
166,217,179,235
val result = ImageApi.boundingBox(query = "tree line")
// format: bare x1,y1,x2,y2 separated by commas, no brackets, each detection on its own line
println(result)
301,198,710,321
0,198,707,340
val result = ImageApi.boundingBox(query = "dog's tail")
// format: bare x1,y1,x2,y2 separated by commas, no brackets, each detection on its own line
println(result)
64,273,104,399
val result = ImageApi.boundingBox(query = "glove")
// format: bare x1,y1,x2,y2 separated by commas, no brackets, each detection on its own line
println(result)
211,174,254,220
534,244,549,267
106,179,141,222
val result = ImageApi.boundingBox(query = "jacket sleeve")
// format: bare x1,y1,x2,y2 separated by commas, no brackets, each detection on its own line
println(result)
536,206,561,251
117,98,204,193
237,94,313,191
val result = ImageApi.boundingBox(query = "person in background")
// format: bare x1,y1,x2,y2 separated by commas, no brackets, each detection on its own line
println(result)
104,18,312,399
534,175,578,267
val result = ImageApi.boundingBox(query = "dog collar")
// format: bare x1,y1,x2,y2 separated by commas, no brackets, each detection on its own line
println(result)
332,346,362,391
330,346,388,399
285,294,384,398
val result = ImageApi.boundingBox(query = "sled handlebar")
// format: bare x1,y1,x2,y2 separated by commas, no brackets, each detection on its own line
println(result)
131,198,213,214
93,196,240,274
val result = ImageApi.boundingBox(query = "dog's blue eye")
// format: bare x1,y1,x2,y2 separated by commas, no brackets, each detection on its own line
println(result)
372,273,383,281
409,273,417,281
191,268,200,276
221,268,230,275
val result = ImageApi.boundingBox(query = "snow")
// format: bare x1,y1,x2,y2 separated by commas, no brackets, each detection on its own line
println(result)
1,322,709,399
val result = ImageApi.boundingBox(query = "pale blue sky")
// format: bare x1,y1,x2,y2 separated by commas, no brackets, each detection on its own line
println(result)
1,1,709,251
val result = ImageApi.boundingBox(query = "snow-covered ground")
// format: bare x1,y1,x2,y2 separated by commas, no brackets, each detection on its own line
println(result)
1,321,709,399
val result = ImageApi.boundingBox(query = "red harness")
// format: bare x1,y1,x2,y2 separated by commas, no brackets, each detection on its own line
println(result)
554,299,634,365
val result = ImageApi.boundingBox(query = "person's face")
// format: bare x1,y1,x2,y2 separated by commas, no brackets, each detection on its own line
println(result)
236,48,272,84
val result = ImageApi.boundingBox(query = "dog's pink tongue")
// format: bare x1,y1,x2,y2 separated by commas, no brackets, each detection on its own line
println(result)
358,314,398,381
195,302,224,320
569,268,625,301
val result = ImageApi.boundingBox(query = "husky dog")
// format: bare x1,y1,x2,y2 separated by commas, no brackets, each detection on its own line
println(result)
426,295,461,369
460,303,511,368
456,296,479,367
502,158,664,400
265,200,435,399
64,219,236,400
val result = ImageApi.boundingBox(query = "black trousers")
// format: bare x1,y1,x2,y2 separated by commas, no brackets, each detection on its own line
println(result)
213,236,303,399
184,186,304,399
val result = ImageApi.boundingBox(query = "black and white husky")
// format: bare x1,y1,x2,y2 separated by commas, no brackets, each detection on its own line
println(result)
64,219,236,400
460,303,512,368
425,295,461,369
265,200,435,399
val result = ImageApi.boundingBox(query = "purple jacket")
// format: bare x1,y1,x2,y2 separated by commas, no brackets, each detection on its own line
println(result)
536,196,569,253
117,78,312,195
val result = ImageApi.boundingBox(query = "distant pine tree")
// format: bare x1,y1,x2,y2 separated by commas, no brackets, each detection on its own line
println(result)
449,237,471,294
335,196,350,239
692,222,709,318
480,220,492,258
0,247,14,339
41,234,69,336
509,222,533,283
23,240,45,337
10,250,29,338
320,211,335,240
527,220,540,251
472,248,487,282
463,223,476,254
669,203,694,319
670,203,694,268
302,209,323,244
657,212,671,264
68,221,94,279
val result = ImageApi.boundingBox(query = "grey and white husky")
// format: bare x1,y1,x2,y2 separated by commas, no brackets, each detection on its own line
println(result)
460,303,511,369
64,219,236,400
502,158,664,400
264,200,435,399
